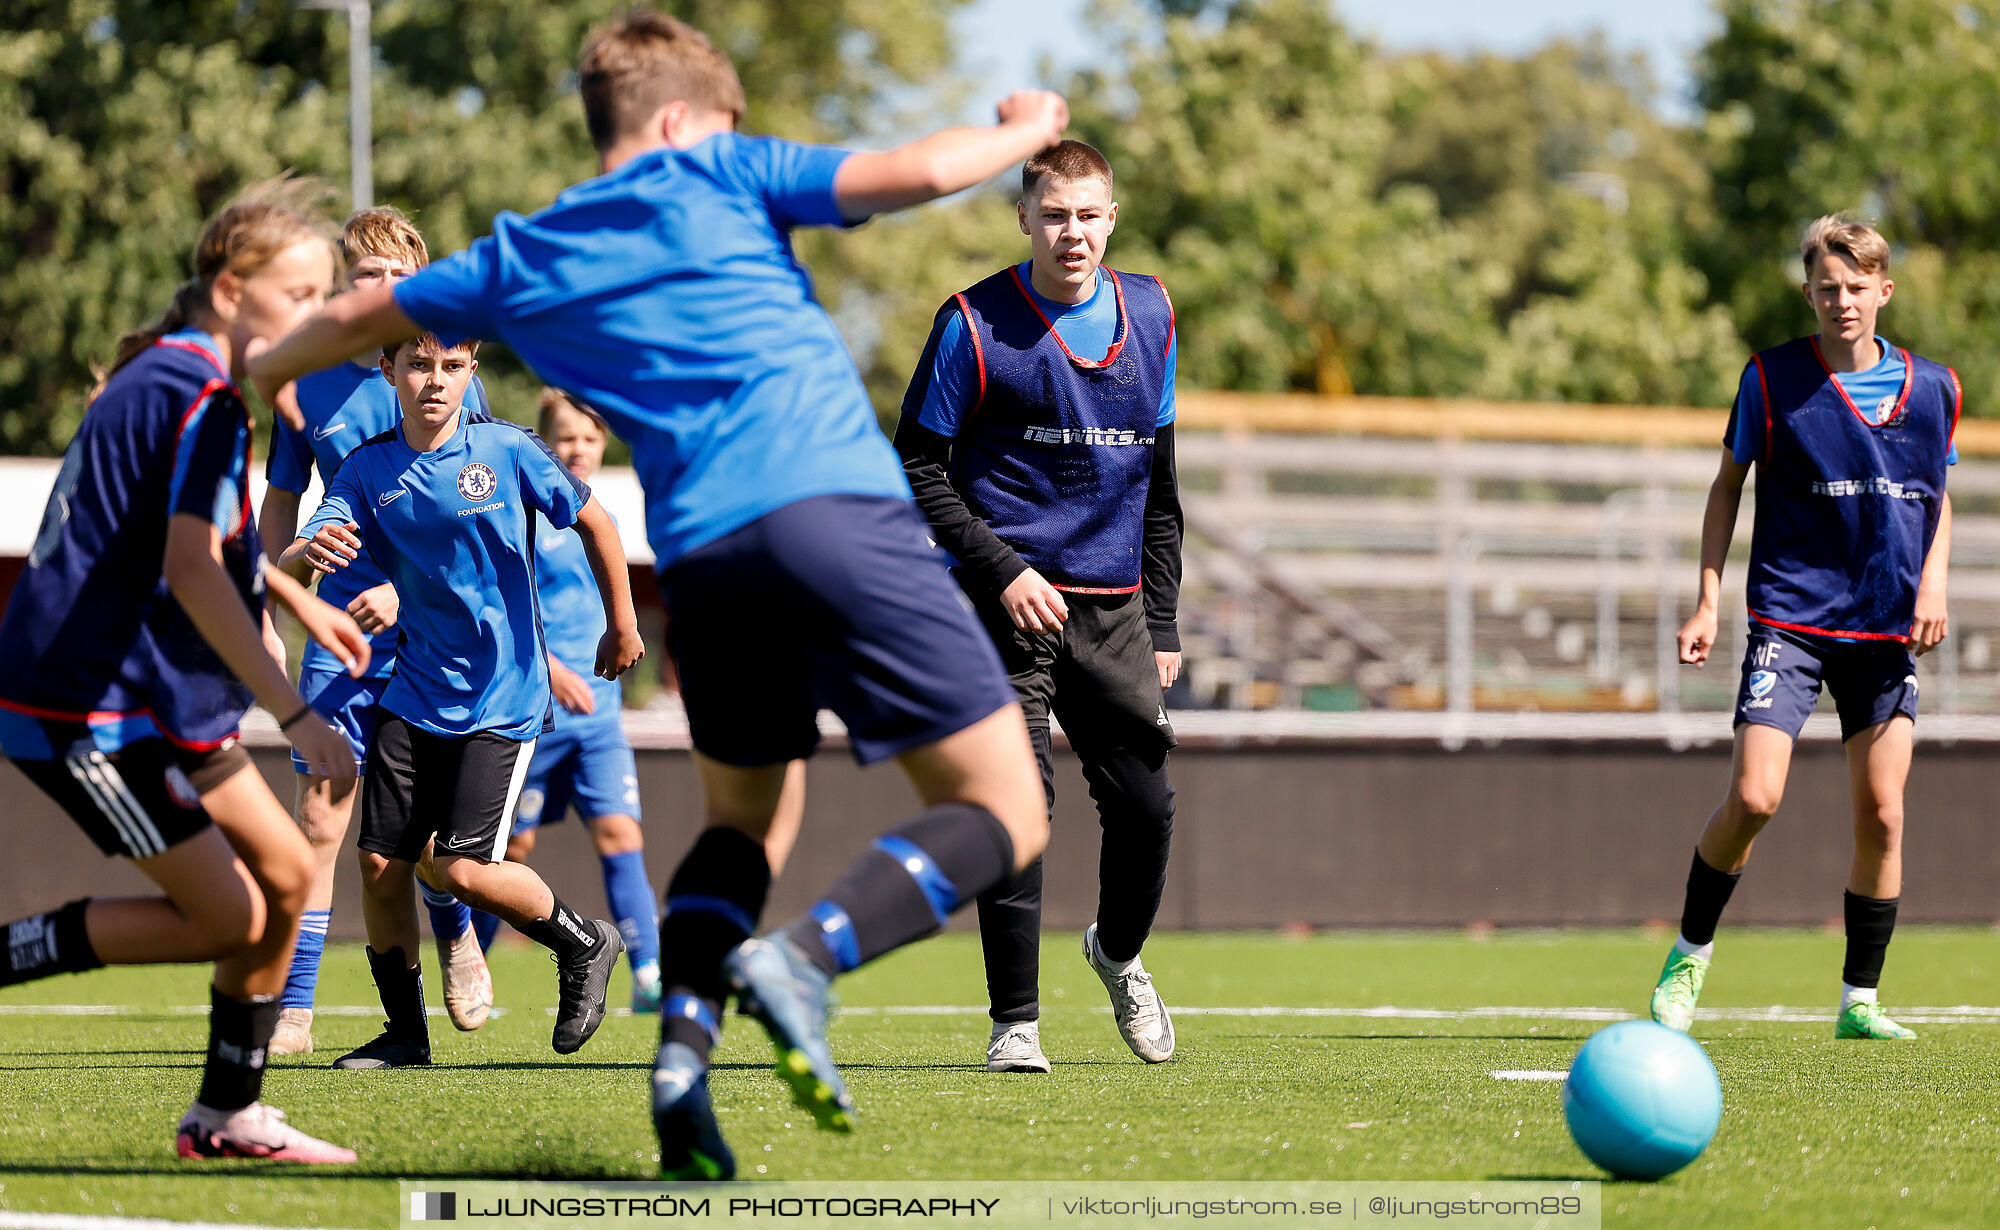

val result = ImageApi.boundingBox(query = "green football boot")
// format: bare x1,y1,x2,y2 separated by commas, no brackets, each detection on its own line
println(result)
1649,949,1709,1033
1835,1001,1916,1040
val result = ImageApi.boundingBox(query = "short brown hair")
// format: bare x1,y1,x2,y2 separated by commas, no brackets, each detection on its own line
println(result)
1022,140,1114,199
578,10,746,152
537,387,607,437
386,333,480,363
340,206,428,271
1801,215,1890,277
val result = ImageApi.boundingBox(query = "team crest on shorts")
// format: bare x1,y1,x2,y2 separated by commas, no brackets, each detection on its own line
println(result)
457,463,497,502
162,764,202,811
1747,670,1777,700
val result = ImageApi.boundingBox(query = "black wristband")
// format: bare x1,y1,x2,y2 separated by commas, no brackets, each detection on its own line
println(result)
278,704,314,733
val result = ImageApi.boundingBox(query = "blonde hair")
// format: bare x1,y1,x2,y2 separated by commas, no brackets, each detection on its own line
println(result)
537,387,607,437
1801,215,1890,278
99,176,337,396
578,9,746,152
339,205,428,271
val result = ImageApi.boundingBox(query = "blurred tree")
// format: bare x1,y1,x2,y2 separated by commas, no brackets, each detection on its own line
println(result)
1381,42,1745,406
1054,0,1495,399
0,0,970,452
1697,0,2000,412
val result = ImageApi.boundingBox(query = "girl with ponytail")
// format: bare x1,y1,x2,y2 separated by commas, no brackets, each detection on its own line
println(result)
0,176,369,1162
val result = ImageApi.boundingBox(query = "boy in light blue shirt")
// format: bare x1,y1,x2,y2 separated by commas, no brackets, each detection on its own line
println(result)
259,207,497,1056
289,334,645,1068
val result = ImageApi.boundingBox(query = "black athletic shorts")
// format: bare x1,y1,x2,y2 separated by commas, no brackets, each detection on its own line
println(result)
970,587,1177,758
11,735,250,860
658,494,1019,767
359,712,536,863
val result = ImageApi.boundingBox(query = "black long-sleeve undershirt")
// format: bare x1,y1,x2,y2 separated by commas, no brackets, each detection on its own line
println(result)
892,418,1186,652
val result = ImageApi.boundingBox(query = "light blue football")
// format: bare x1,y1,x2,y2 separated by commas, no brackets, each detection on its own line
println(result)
1561,1020,1722,1179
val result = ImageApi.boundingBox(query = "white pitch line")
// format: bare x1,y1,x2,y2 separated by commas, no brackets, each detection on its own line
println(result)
5,1004,1999,1025
1490,1070,1569,1082
0,1005,505,1018
0,1214,363,1230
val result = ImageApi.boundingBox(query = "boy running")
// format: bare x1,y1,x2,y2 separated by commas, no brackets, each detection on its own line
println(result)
469,389,664,1014
252,9,1061,1179
1654,216,1956,1041
0,178,364,1160
895,140,1183,1072
286,335,642,1068
260,207,496,1055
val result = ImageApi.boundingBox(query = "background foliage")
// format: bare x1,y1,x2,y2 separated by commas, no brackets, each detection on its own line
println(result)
4,0,1997,453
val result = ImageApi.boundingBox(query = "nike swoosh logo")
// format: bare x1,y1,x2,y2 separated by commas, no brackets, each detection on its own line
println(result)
312,422,345,441
378,490,407,507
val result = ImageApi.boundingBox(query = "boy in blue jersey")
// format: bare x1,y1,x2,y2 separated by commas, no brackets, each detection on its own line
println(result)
286,334,644,1068
260,208,496,1057
1654,216,1956,1041
252,9,1062,1179
894,141,1183,1074
0,179,368,1161
468,389,664,1013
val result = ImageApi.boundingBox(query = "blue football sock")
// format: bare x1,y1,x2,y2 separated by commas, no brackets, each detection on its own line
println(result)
470,908,503,952
280,910,330,1010
420,880,472,941
601,849,660,971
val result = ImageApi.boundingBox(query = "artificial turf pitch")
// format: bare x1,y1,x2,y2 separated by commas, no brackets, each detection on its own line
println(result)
0,928,1994,1229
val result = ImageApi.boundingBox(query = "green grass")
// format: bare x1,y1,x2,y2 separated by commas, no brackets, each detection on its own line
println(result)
1,928,1996,1228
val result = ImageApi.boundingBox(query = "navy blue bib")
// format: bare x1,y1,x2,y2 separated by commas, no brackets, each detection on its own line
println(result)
923,266,1173,592
1746,337,1958,641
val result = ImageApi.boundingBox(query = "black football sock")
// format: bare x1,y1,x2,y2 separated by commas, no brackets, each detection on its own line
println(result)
658,828,770,1062
977,857,1045,1024
1842,891,1899,990
0,900,100,988
1678,850,1742,947
196,987,280,1112
782,803,1016,978
366,946,430,1043
518,896,597,961
1085,748,1176,964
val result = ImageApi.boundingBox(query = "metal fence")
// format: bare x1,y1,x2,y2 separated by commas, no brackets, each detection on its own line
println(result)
1173,431,2000,714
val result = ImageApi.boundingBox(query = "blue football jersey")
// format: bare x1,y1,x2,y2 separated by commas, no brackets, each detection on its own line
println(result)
0,330,262,758
268,360,492,677
391,132,911,572
300,416,589,739
534,506,622,725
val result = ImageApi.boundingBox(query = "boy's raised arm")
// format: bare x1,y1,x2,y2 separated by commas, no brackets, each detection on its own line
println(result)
571,496,645,681
833,91,1068,222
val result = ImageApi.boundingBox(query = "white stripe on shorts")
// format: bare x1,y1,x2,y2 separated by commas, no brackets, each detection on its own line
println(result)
493,738,537,862
66,754,163,858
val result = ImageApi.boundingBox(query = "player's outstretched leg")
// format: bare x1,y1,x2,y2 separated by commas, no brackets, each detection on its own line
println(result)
744,786,1032,1130
436,852,621,1054
1080,748,1177,1062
